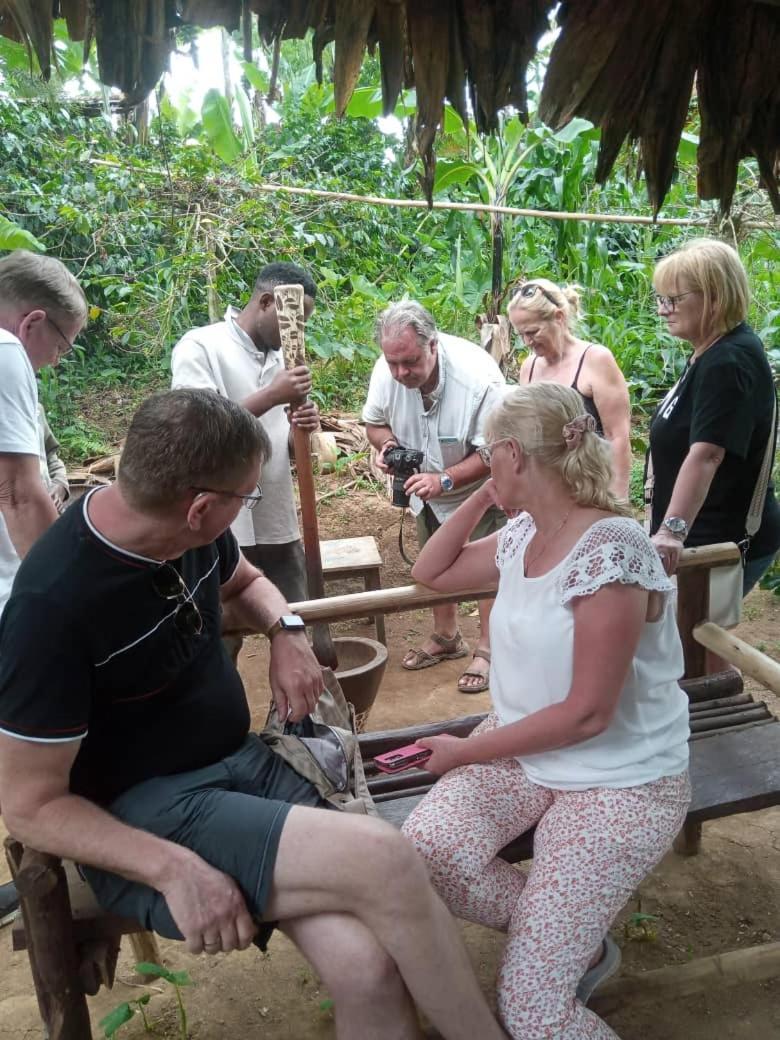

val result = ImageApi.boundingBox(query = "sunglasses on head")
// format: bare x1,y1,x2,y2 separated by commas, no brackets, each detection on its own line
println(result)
151,563,203,636
517,282,559,308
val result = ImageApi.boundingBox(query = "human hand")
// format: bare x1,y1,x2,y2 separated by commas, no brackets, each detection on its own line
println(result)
269,632,325,722
49,483,68,515
375,438,398,473
287,400,320,432
404,471,443,502
417,734,468,776
159,851,257,955
651,529,684,576
269,366,312,406
474,478,503,512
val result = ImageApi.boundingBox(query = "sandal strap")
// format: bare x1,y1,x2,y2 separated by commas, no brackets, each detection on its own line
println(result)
430,630,464,652
471,648,491,664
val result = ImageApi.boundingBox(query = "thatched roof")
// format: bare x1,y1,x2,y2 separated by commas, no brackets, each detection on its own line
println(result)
2,1,779,214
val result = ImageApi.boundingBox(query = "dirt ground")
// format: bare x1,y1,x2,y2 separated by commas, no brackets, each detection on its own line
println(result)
2,480,780,1039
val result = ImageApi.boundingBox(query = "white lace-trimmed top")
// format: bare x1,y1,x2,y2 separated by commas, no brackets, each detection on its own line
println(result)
490,514,690,789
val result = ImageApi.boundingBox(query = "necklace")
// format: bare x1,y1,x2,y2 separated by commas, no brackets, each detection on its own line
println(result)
524,508,573,575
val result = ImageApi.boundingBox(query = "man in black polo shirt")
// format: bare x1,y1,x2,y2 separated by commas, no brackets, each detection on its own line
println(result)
0,389,505,1040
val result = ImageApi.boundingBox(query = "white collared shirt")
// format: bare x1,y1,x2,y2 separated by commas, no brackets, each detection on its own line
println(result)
0,329,42,619
171,308,298,545
362,332,507,519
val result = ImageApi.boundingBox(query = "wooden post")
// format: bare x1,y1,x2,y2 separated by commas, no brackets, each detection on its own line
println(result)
274,283,338,669
14,846,93,1040
129,932,163,980
676,566,710,680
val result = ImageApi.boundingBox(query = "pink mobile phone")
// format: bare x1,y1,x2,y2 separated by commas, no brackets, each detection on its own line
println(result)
374,743,433,774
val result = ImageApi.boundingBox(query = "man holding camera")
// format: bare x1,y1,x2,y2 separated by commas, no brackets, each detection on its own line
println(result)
363,301,506,693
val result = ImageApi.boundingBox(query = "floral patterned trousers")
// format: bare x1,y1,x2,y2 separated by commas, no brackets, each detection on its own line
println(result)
402,716,691,1039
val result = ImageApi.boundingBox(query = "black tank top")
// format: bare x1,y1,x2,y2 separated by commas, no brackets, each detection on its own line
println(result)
528,346,604,435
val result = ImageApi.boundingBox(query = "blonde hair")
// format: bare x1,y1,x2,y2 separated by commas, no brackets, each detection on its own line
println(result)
507,278,582,331
0,250,87,324
653,238,749,338
485,383,631,516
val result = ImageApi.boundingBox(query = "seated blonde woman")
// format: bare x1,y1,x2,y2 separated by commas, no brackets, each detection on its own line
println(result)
508,280,631,499
402,383,690,1040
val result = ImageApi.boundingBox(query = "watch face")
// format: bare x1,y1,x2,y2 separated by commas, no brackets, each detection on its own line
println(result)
281,614,306,629
664,518,687,535
440,475,454,491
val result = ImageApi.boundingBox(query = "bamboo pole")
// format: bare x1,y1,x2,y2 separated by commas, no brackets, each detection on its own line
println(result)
590,941,780,1014
693,622,780,696
84,160,777,231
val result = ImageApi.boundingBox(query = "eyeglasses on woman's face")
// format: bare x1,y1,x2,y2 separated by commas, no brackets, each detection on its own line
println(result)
517,282,559,308
151,563,203,636
654,291,697,313
477,438,514,466
190,483,264,510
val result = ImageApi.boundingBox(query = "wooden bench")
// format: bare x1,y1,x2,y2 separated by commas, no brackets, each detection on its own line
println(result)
320,536,386,645
7,542,780,1037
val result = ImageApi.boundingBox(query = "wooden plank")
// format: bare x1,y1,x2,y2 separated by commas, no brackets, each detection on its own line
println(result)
690,706,772,733
688,723,780,821
590,941,780,1015
321,536,382,572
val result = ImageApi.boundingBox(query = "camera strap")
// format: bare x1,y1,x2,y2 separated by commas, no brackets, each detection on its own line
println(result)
398,508,417,566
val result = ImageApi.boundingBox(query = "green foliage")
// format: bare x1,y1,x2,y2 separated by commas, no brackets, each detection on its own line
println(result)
99,964,193,1038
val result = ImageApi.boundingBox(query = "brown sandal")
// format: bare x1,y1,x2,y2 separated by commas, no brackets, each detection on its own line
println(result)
402,630,469,671
457,648,491,694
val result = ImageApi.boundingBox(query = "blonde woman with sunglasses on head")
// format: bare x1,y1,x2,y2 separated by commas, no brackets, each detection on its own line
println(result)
508,280,632,500
402,382,691,1040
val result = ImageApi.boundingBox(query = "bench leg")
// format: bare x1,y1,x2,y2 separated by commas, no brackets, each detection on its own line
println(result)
673,819,702,857
365,568,386,646
15,846,93,1040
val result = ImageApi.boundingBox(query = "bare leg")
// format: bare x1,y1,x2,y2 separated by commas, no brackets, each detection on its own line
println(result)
281,913,423,1040
458,598,494,691
266,807,506,1040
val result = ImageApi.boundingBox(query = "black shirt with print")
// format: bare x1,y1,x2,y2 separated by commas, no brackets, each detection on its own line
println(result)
649,323,780,560
0,489,252,805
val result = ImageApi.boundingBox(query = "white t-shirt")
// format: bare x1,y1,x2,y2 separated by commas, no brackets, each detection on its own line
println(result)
490,514,690,789
362,332,506,520
0,329,41,618
171,307,299,546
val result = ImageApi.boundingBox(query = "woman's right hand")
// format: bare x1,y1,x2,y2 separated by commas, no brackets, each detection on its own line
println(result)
476,478,503,513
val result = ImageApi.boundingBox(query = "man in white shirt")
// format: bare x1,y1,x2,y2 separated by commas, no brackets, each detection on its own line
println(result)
0,248,87,925
363,301,506,694
171,263,319,658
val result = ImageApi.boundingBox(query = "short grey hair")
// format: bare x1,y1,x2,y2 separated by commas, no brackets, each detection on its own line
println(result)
0,250,87,323
375,300,438,348
119,389,271,513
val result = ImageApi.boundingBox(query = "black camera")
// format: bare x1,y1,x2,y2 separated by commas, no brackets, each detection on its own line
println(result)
384,446,425,507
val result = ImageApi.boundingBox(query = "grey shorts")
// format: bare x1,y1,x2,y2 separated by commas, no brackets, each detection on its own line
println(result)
82,734,326,948
241,540,307,603
416,502,506,549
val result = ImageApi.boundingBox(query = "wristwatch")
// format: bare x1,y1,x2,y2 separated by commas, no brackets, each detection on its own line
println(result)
440,472,455,492
662,516,689,541
266,614,306,639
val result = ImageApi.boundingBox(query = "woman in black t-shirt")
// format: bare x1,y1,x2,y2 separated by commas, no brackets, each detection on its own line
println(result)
649,238,780,594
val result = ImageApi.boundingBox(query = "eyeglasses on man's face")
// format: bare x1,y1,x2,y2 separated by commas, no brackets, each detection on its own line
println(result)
151,563,203,636
191,483,264,510
517,282,559,308
46,314,75,357
654,291,696,312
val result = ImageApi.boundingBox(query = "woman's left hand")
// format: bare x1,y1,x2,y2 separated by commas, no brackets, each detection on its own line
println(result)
651,529,684,576
418,734,469,775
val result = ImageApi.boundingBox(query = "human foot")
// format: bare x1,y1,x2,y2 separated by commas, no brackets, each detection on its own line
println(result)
402,631,468,670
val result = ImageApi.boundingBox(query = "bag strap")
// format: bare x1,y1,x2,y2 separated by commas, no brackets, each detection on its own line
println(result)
746,391,778,539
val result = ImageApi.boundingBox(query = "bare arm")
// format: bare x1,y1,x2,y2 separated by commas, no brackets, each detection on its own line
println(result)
0,733,257,954
421,581,648,773
588,349,632,500
651,440,725,574
0,452,58,558
411,482,500,592
220,554,324,720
